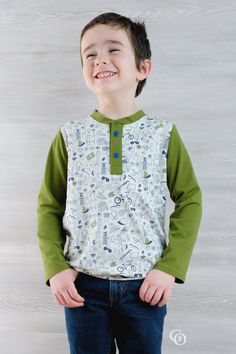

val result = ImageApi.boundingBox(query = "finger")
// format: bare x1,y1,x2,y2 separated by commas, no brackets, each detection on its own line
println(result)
144,286,156,303
65,300,84,308
62,289,85,308
54,292,67,306
150,289,163,306
158,289,171,307
54,289,83,308
139,281,150,301
67,284,85,303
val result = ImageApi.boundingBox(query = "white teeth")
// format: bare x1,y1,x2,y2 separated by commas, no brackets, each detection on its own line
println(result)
97,72,116,79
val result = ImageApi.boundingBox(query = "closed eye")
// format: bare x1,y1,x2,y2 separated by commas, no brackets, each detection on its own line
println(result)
86,48,120,59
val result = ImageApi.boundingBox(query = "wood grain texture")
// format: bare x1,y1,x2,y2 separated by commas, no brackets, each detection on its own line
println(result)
0,1,235,353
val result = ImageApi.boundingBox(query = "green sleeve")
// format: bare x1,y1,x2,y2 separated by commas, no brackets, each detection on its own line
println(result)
154,124,203,283
37,128,71,287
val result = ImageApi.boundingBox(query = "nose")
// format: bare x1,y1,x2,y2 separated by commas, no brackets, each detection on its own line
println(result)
95,53,110,65
96,60,107,66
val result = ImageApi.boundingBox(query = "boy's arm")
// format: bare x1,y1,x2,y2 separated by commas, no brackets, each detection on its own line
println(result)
154,124,202,283
37,128,71,287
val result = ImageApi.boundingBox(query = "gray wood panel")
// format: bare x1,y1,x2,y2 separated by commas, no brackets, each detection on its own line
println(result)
0,1,235,353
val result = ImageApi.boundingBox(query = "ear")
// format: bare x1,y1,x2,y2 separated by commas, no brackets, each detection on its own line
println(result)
137,59,152,81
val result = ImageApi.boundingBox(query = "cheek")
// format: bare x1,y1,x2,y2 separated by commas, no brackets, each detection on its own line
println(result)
119,59,134,72
83,66,92,79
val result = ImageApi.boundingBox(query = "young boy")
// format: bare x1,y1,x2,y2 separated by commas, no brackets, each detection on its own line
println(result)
37,12,202,354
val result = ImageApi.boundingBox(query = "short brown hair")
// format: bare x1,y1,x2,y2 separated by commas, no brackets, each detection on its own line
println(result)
80,12,152,97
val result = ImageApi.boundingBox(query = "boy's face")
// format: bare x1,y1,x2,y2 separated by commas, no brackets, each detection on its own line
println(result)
80,24,151,99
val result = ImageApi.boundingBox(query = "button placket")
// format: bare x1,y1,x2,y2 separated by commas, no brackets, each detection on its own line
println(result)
110,123,123,175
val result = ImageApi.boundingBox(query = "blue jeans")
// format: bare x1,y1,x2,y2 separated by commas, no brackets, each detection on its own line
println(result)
64,272,167,354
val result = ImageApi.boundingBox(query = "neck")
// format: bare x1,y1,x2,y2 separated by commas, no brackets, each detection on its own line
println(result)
96,96,140,120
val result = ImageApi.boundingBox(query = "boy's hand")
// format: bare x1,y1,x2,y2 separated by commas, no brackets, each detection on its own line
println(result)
49,268,85,308
139,269,175,307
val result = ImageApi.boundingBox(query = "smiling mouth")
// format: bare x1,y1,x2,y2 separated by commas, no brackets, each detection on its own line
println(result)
95,73,117,79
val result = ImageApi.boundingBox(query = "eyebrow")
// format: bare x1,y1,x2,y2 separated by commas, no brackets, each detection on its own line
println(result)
82,40,124,55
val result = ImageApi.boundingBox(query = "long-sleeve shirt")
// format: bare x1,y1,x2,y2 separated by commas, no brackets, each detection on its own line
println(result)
37,109,202,287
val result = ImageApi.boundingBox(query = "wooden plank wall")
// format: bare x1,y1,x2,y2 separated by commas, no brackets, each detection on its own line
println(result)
0,1,235,353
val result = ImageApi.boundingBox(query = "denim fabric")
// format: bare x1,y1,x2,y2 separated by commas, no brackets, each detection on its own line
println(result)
64,272,167,354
